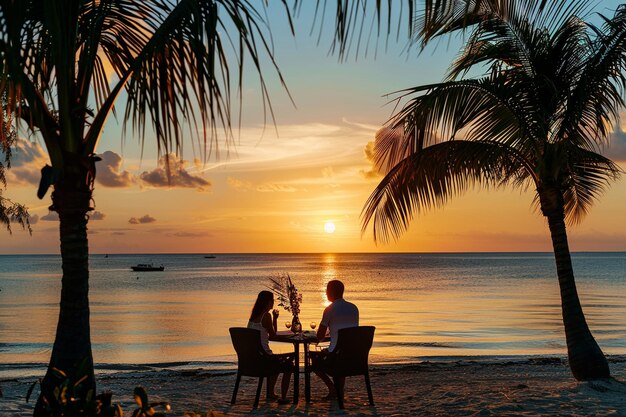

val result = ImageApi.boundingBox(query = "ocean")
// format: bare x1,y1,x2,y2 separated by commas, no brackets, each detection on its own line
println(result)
1,252,625,378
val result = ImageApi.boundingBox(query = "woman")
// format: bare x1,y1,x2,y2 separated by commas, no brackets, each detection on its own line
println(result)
248,290,293,403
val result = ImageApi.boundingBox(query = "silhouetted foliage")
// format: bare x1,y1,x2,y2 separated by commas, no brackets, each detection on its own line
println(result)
363,1,626,380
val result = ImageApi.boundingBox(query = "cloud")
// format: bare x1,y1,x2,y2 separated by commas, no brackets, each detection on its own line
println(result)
227,176,253,191
360,139,382,180
129,214,156,224
198,122,375,174
90,211,106,220
321,166,341,188
167,231,207,238
322,166,335,178
227,176,299,193
10,214,38,225
226,177,298,193
256,183,298,193
96,151,135,187
41,211,59,221
39,211,104,222
360,127,408,179
2,140,50,186
91,227,133,235
606,125,626,162
140,154,210,191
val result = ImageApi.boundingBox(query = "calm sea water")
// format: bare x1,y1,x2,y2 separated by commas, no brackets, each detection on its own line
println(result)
1,253,625,377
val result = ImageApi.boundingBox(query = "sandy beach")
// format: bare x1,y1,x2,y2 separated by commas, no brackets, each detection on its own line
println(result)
3,357,626,416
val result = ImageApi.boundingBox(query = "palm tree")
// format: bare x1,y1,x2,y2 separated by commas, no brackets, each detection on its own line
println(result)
0,1,298,413
362,1,626,380
0,1,420,414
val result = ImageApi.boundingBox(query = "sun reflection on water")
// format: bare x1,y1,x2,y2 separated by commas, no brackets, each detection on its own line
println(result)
321,254,336,307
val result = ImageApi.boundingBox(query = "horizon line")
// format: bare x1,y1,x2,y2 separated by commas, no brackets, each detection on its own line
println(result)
1,250,625,256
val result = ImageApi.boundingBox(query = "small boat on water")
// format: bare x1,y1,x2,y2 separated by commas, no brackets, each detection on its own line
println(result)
204,255,216,259
131,263,164,272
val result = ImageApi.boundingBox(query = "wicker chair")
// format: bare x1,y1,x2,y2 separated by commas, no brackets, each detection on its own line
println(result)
229,327,294,408
311,326,375,409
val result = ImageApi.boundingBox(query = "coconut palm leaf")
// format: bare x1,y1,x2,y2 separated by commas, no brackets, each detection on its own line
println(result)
362,140,530,243
83,0,293,159
292,0,418,60
378,73,535,174
562,147,623,224
555,6,626,150
0,1,61,162
416,0,593,46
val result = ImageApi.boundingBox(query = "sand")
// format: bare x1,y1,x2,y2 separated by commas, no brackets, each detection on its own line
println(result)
2,357,626,416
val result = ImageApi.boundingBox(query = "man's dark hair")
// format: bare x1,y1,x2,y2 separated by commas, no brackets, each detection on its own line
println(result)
327,280,344,299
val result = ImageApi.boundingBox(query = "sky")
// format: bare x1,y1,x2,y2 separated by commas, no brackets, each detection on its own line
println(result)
2,1,626,254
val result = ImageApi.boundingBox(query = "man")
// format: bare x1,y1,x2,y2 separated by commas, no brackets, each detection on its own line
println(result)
312,279,359,399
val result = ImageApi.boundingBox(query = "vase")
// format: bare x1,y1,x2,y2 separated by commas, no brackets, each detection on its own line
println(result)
291,315,302,333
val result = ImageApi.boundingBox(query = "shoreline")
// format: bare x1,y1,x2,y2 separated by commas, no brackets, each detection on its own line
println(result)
3,356,626,416
3,354,626,379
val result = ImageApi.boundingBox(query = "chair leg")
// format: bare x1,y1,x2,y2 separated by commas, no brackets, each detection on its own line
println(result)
334,376,344,409
254,377,264,409
231,372,241,405
365,372,374,406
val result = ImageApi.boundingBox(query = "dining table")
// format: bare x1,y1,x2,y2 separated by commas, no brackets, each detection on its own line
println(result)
272,330,326,404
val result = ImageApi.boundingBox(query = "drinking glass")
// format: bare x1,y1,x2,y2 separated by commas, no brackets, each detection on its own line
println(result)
310,322,317,330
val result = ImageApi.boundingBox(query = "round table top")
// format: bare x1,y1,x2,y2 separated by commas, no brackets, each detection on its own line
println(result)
273,330,319,344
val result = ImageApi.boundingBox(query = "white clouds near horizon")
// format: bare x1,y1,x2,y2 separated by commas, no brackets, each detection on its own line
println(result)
129,215,157,224
607,124,626,162
139,154,211,191
97,151,135,187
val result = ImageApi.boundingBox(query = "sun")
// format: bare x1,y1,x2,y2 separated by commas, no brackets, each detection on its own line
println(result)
324,221,336,234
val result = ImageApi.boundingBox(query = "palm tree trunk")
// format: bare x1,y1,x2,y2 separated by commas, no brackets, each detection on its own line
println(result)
34,180,95,415
542,191,610,380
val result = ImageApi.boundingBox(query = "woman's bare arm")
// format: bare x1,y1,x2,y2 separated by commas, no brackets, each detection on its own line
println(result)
262,312,277,339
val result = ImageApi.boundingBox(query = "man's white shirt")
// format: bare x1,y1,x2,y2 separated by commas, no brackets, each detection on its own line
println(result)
320,298,359,352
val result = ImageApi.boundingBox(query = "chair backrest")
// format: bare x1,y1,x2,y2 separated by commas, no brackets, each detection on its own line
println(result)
229,327,268,376
332,326,375,376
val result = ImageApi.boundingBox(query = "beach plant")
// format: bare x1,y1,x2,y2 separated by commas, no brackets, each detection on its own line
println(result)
362,0,626,381
25,363,123,417
131,386,171,417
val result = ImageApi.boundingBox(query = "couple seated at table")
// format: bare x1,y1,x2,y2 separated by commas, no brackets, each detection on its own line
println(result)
247,279,358,402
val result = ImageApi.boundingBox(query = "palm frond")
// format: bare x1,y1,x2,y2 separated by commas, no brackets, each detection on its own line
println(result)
417,0,593,46
555,5,626,150
291,0,417,60
378,73,536,174
0,1,61,164
39,1,83,150
76,0,116,114
362,140,531,243
85,0,293,159
562,147,623,224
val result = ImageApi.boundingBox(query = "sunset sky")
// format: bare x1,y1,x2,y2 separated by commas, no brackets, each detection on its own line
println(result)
2,1,626,254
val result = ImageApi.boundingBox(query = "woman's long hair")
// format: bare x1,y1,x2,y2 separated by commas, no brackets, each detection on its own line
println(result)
250,290,274,321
